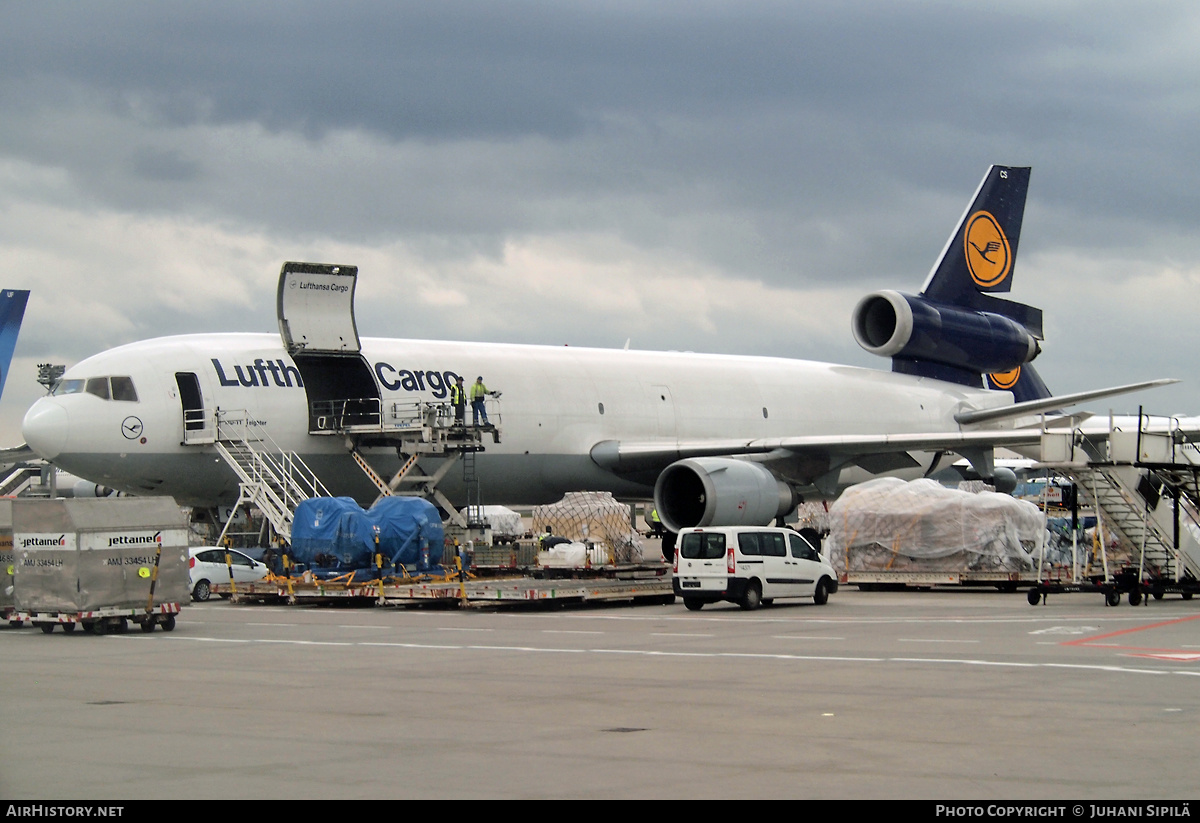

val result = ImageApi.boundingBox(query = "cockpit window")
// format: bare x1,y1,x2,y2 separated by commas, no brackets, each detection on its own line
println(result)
86,377,110,400
53,376,138,402
111,376,138,402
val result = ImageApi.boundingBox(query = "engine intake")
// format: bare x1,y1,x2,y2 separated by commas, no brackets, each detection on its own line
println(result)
654,457,798,533
852,290,1039,375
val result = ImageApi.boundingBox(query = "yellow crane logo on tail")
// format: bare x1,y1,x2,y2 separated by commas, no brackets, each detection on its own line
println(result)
964,210,1012,288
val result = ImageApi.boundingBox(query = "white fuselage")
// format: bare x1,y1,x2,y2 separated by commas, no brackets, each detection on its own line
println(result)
21,333,1010,508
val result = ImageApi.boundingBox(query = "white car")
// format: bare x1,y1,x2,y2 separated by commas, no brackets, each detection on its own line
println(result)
672,526,838,611
188,547,269,601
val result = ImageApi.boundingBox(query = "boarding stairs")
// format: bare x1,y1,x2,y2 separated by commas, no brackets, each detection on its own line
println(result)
1068,464,1198,581
211,412,332,545
0,465,39,498
1039,417,1200,583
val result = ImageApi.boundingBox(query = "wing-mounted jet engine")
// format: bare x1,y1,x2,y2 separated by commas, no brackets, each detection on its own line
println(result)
654,457,799,532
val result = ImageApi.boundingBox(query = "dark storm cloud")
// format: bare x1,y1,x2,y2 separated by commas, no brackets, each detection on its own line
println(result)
4,2,1198,244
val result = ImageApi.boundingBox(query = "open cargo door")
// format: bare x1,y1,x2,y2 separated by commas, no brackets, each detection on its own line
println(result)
277,262,361,355
276,262,380,431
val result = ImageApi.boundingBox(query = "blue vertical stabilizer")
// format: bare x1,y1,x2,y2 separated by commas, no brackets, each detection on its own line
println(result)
0,290,30,400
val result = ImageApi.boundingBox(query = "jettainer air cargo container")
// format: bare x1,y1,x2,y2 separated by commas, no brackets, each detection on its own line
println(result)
12,498,189,634
0,500,14,623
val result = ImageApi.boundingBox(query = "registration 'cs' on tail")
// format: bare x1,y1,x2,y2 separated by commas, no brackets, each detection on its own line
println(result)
851,165,1049,395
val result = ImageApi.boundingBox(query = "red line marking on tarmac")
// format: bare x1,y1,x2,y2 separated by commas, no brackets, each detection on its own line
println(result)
1062,613,1200,659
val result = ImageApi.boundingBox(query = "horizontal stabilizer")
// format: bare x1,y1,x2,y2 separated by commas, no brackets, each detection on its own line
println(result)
953,379,1179,426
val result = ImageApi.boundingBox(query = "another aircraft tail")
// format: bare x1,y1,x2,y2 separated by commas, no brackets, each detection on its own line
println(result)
0,289,29,400
985,362,1053,403
851,165,1044,388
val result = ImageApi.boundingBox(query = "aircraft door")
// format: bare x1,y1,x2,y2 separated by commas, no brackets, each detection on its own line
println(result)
277,262,360,355
176,371,214,443
276,262,380,432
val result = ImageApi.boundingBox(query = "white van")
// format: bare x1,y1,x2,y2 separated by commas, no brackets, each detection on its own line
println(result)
672,526,838,611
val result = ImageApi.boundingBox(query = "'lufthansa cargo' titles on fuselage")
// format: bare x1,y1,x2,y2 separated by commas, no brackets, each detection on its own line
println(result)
212,358,303,388
210,357,461,399
373,364,461,399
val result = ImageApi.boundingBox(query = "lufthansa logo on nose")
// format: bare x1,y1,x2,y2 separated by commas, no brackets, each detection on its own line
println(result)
988,368,1021,390
121,416,144,439
964,210,1012,288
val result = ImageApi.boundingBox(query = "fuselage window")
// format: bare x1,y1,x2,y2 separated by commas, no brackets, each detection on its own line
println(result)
111,376,138,402
85,377,111,400
53,379,85,396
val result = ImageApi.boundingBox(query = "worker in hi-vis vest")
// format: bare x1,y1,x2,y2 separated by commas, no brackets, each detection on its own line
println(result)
471,376,497,426
450,376,466,425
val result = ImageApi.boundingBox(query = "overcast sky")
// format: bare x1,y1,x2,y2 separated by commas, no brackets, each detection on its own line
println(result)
1,1,1197,443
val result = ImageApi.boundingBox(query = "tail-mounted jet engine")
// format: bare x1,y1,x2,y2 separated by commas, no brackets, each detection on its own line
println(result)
654,457,799,533
852,290,1040,379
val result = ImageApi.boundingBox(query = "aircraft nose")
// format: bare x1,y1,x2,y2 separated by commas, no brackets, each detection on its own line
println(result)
22,400,69,460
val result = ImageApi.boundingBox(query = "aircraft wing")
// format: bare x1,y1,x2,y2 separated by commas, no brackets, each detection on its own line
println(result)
591,429,1047,474
594,377,1185,480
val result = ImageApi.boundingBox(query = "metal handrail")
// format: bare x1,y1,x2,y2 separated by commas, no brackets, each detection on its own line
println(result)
215,409,332,500
309,397,457,432
182,408,217,444
309,397,382,431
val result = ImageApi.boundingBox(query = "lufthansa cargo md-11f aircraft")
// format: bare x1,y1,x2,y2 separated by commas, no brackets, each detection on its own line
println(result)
19,166,1172,532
